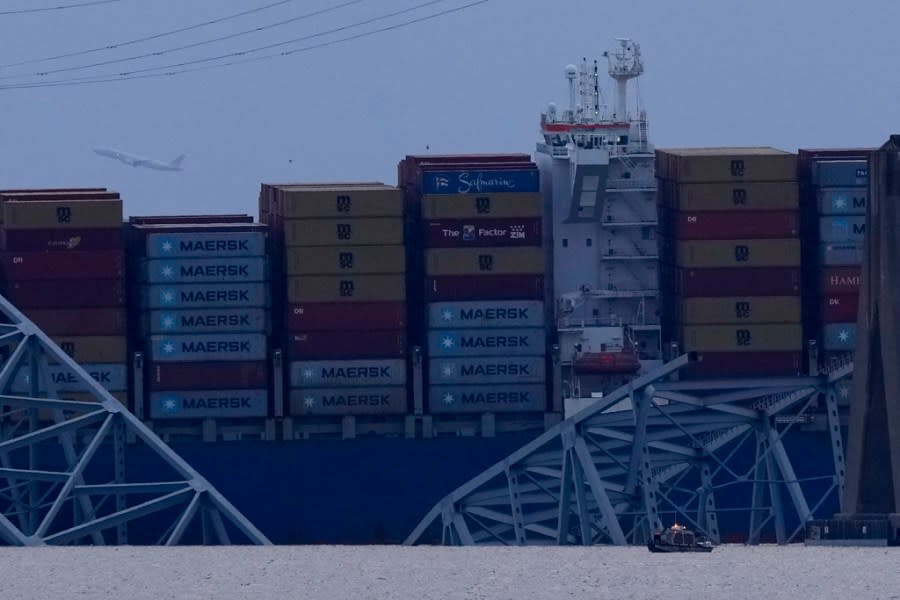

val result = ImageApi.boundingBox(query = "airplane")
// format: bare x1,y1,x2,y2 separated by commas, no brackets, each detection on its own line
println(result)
93,148,186,171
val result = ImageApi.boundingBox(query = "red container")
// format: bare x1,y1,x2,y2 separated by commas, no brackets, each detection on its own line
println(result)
673,210,799,240
23,308,126,335
821,267,861,294
3,278,125,308
426,275,545,301
287,301,407,331
424,218,542,248
0,251,124,281
664,267,801,297
1,228,123,252
821,294,859,323
682,351,803,378
148,361,268,391
286,330,407,360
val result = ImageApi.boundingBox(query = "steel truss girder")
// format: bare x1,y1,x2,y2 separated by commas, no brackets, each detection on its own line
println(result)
0,296,270,546
406,355,853,546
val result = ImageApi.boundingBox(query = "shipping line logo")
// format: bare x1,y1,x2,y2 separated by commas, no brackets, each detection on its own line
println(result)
159,338,253,355
157,262,252,279
158,287,254,305
435,172,523,194
46,235,82,250
160,394,255,415
439,334,532,350
302,393,392,408
440,391,533,406
158,238,252,254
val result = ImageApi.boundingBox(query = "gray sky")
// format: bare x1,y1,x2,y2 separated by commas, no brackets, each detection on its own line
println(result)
1,0,897,217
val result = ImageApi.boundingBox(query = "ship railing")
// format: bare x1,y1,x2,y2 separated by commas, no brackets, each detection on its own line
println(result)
819,351,855,375
607,178,657,190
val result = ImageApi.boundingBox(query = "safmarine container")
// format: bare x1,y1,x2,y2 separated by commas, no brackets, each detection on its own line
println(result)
284,246,405,275
427,328,546,357
0,251,124,280
1,199,122,229
145,230,266,258
681,351,803,378
426,275,545,301
286,331,406,360
143,257,267,284
148,333,267,362
53,336,127,363
679,297,801,325
823,323,857,351
276,185,403,218
818,188,868,215
655,147,797,183
818,217,866,243
427,384,546,413
423,218,542,248
680,324,802,352
286,301,406,331
427,300,545,329
286,275,405,303
819,243,863,266
289,386,407,416
149,389,268,419
282,218,403,247
289,359,406,388
425,247,545,276
821,294,859,323
671,210,799,240
422,193,542,219
144,282,269,309
660,181,799,212
146,308,268,334
0,228,123,252
821,267,862,294
11,363,127,393
25,308,126,336
4,279,124,308
148,361,268,391
814,160,869,187
675,239,801,268
421,169,539,195
429,356,545,385
663,267,800,297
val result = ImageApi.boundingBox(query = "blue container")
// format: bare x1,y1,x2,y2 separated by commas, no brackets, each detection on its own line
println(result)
149,333,267,362
823,323,857,351
144,257,267,284
429,356,545,385
146,231,266,258
814,160,868,188
147,308,268,334
289,387,407,416
819,243,863,266
144,283,269,309
12,362,127,393
150,388,268,419
819,217,866,243
427,328,546,357
427,301,545,329
817,188,867,216
428,384,546,413
422,169,539,195
289,359,406,388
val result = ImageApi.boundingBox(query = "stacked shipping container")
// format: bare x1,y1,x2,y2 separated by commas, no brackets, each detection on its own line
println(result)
0,189,127,405
260,183,408,418
656,149,804,378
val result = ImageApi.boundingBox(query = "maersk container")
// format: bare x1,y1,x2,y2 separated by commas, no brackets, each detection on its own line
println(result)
287,330,406,360
423,218,542,248
286,301,406,331
0,251,124,280
426,275,545,301
289,359,406,388
148,333,267,362
425,247,545,276
149,388,268,419
817,188,867,216
11,362,127,393
822,323,857,351
821,294,859,323
819,216,866,243
814,160,868,188
421,169,539,195
427,300,545,329
143,257,267,284
427,384,546,413
144,282,269,309
148,361,267,391
821,267,861,294
681,351,803,379
0,227,123,252
289,386,407,416
819,243,863,266
145,231,266,258
147,308,268,334
4,279,125,309
427,328,546,357
428,356,545,385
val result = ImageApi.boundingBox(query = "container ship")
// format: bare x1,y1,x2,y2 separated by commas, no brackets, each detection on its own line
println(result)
0,39,872,544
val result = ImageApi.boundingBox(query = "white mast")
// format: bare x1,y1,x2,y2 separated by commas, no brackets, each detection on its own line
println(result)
605,38,643,122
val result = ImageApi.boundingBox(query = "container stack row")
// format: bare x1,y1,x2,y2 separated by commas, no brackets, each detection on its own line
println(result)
398,155,549,414
261,183,408,418
656,148,804,378
128,218,270,420
0,188,127,405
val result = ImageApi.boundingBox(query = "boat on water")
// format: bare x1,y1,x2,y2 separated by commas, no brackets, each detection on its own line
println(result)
647,524,714,553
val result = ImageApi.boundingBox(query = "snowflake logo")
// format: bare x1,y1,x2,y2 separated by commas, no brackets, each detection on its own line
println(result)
161,265,175,279
161,314,176,330
303,396,315,408
441,310,454,322
839,385,850,398
440,335,455,350
160,289,176,305
833,196,847,209
302,368,315,380
161,240,174,253
838,330,850,343
441,364,455,377
443,393,455,405
162,341,176,354
162,397,179,414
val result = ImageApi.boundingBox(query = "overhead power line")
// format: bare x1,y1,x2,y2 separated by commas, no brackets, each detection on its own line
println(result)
0,0,490,90
0,0,122,16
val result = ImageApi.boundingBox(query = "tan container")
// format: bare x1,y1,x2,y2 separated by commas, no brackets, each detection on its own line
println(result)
2,200,123,230
422,193,542,219
664,181,799,211
286,245,406,275
657,148,797,183
676,239,801,268
283,218,403,247
287,275,405,303
680,297,802,325
681,324,802,352
50,336,127,363
277,186,402,218
425,247,545,276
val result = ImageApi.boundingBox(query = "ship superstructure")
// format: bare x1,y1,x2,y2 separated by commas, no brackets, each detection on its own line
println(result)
536,39,660,396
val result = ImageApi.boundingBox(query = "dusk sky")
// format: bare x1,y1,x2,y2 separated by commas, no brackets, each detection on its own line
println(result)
1,0,896,216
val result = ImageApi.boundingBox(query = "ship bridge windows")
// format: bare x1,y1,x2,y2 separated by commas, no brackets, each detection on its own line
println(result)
617,135,629,146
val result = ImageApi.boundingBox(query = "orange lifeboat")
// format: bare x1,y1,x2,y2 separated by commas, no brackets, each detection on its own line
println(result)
572,349,640,374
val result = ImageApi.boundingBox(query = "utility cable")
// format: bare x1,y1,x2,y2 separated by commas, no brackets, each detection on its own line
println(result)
0,0,121,16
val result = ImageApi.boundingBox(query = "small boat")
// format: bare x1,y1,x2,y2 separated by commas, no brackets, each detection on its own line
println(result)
647,523,714,553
